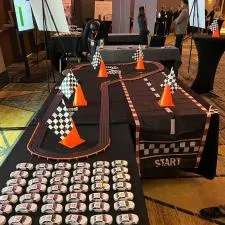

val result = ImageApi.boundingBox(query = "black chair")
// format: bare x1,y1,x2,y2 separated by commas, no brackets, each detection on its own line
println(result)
149,35,166,47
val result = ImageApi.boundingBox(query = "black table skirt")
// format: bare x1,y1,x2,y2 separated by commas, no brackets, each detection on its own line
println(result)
191,34,225,94
106,34,141,45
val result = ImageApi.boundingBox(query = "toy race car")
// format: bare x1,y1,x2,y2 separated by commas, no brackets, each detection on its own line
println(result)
65,202,86,213
50,177,69,185
26,184,46,193
89,202,110,213
73,162,90,170
16,163,34,171
69,184,88,193
66,193,86,203
8,215,32,225
0,204,13,214
73,169,90,177
47,185,67,194
114,201,135,211
91,175,109,184
54,162,71,170
19,193,41,203
0,215,6,225
65,214,88,225
70,175,89,184
93,161,110,168
0,194,18,204
89,193,109,202
93,168,110,176
15,203,38,213
113,192,134,201
42,194,63,204
1,186,22,195
113,174,130,183
41,203,63,214
113,182,132,191
33,170,51,178
28,177,47,186
116,214,139,225
111,167,128,175
10,171,29,179
111,160,128,168
90,214,113,225
91,183,110,192
36,163,53,171
52,170,70,178
39,214,62,225
6,178,26,187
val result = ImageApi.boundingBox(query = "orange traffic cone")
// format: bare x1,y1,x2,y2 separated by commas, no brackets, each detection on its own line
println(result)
98,60,108,78
135,56,145,70
212,29,220,38
158,84,175,107
59,121,85,148
73,84,87,107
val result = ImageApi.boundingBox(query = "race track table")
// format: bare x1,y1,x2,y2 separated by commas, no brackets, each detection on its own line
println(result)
100,45,181,74
107,33,141,45
191,34,225,94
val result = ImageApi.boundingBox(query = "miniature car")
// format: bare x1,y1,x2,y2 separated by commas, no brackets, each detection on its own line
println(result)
69,184,88,193
73,162,90,170
1,185,22,195
73,169,90,177
113,182,131,191
113,192,134,201
116,214,139,225
66,193,86,203
113,174,130,182
0,204,13,214
33,170,51,178
50,176,69,185
28,177,47,186
19,193,41,203
42,194,63,204
91,175,109,184
10,171,29,179
89,193,109,202
54,162,71,170
0,215,6,225
89,202,110,213
114,201,135,211
93,161,110,168
90,214,113,225
91,183,110,192
36,163,53,171
0,194,18,204
70,175,89,184
16,163,34,171
26,184,46,193
111,160,128,168
39,214,62,225
6,178,26,187
52,170,70,178
65,214,88,225
65,202,86,213
8,215,32,225
111,167,128,175
47,185,67,194
15,203,38,213
41,203,63,214
93,168,110,176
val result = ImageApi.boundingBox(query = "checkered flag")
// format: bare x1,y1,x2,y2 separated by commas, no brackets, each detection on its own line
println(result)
47,99,73,141
91,49,102,69
132,45,144,61
59,70,78,99
160,67,178,94
209,19,218,32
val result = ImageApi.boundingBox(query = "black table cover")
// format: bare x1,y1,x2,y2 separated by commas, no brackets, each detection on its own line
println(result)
192,34,225,94
107,33,141,45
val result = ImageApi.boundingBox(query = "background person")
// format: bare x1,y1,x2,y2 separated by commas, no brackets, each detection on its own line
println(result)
166,7,174,35
173,0,189,55
138,6,149,45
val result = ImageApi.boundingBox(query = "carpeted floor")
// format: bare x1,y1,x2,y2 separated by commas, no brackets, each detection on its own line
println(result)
1,35,225,224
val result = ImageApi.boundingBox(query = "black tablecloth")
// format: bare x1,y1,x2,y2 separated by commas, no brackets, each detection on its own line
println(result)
100,45,181,74
192,34,225,94
107,33,141,45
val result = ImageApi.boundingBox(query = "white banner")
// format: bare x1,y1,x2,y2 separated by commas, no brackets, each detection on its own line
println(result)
133,0,157,35
112,0,131,33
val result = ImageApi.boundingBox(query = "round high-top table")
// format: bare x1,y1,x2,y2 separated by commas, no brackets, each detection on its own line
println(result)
191,34,225,94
